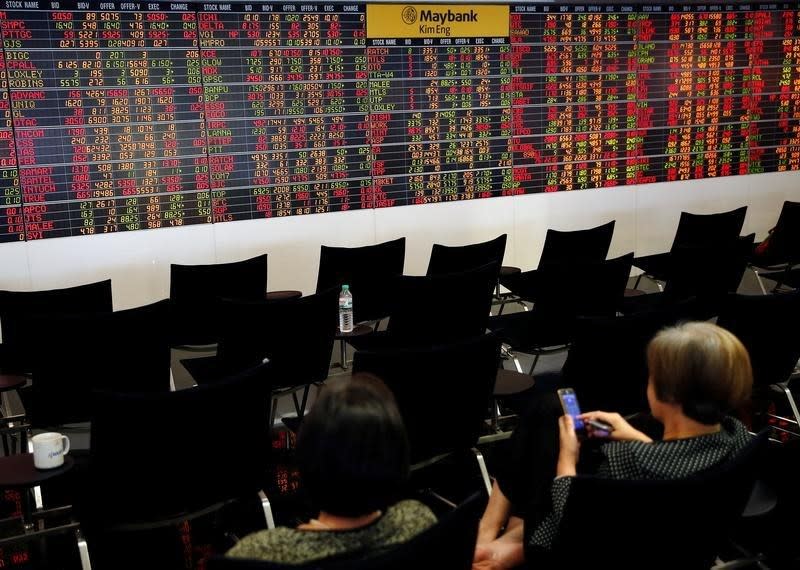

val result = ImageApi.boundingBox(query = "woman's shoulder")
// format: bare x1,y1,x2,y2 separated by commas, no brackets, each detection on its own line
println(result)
601,416,752,479
381,499,438,533
226,527,311,561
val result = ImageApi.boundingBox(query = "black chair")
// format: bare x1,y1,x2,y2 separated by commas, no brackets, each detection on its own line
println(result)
633,206,747,289
348,263,497,352
20,299,173,428
717,291,800,436
169,254,268,347
390,264,496,343
79,364,275,569
497,221,615,313
182,288,338,421
538,220,616,267
0,279,113,373
426,234,507,276
353,334,501,494
749,201,800,293
622,234,755,318
206,490,487,570
489,253,634,374
558,298,703,416
316,238,406,325
527,431,768,569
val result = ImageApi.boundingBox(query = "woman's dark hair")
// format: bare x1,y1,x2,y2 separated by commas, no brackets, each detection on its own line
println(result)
648,322,752,425
296,373,410,517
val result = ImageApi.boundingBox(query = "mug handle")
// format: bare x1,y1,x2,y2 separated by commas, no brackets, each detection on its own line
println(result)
62,435,70,456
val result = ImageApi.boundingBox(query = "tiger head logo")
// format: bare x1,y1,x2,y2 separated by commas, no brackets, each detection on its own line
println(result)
402,6,417,24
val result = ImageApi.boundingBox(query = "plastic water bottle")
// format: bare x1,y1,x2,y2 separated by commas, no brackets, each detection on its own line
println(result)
339,284,353,333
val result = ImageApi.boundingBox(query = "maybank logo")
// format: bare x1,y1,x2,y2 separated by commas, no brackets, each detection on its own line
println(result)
366,4,508,39
401,6,417,24
418,9,478,23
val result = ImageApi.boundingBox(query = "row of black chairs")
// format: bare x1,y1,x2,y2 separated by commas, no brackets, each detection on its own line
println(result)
0,201,781,378
20,319,782,570
0,202,797,568
27,333,501,569
0,203,787,432
1,201,794,430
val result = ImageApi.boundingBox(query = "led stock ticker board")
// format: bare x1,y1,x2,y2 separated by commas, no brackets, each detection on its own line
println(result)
0,1,797,241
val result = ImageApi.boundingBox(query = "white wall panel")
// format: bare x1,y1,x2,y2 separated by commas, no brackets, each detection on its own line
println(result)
2,174,800,308
212,209,376,295
374,197,516,275
25,223,216,310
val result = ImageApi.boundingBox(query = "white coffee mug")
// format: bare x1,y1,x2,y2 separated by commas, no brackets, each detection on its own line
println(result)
32,432,70,470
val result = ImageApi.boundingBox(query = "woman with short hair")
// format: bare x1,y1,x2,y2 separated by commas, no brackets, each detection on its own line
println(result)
474,322,753,569
227,373,436,563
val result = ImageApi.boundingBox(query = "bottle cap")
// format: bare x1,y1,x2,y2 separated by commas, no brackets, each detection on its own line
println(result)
342,284,349,290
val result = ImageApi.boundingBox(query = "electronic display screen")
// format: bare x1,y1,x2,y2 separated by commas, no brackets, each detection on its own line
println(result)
0,1,797,241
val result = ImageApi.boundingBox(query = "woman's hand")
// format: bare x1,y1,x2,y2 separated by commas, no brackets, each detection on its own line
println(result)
473,529,524,570
556,415,580,477
579,411,652,443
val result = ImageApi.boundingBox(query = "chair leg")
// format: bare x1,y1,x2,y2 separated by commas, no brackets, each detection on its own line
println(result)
292,385,311,418
25,434,43,509
779,384,800,427
528,353,540,376
490,399,501,433
471,447,492,495
339,339,349,370
258,490,276,530
750,267,768,295
76,529,93,570
500,345,524,374
269,396,279,428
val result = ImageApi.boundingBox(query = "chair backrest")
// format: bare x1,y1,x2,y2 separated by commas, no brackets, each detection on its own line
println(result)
562,298,702,415
169,254,268,345
215,288,338,389
426,234,506,277
717,291,800,389
170,254,268,302
538,220,615,267
83,364,272,528
206,491,487,570
316,238,406,323
665,234,754,303
353,334,500,464
531,431,767,570
529,252,634,318
489,252,633,358
386,264,497,345
671,206,747,250
24,300,172,427
762,200,800,263
0,279,113,372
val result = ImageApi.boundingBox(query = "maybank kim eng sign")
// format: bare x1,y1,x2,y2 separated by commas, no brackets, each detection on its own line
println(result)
367,4,510,38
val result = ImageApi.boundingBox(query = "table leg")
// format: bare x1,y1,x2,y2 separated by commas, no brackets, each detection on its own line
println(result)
21,487,34,531
0,392,9,456
339,339,349,371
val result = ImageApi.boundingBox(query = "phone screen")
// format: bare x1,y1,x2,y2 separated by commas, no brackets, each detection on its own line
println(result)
559,390,585,430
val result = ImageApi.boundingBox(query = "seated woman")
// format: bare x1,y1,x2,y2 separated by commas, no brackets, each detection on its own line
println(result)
474,321,753,569
227,373,436,563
